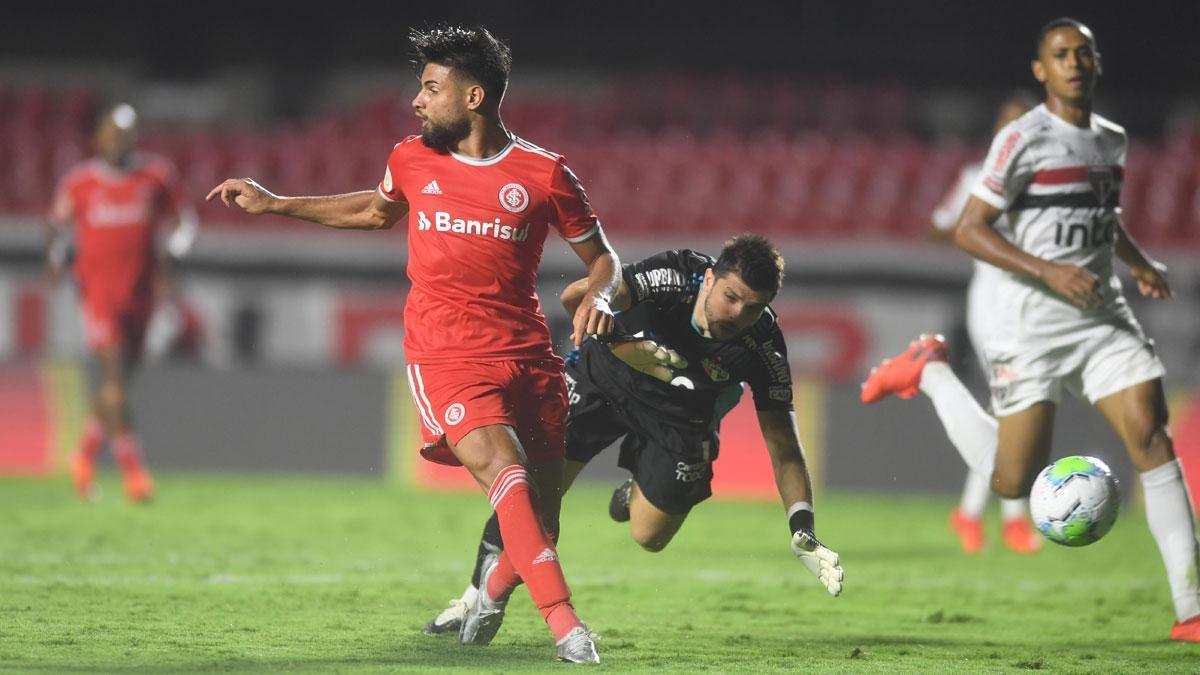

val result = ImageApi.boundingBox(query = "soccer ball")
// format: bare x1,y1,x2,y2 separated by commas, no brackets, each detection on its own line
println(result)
1028,455,1119,547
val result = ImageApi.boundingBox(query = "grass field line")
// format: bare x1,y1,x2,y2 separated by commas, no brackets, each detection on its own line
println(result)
3,569,1159,593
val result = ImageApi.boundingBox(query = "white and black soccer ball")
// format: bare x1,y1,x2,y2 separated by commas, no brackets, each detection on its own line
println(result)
1029,455,1119,547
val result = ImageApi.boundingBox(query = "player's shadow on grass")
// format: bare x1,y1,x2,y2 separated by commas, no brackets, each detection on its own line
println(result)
5,643,560,674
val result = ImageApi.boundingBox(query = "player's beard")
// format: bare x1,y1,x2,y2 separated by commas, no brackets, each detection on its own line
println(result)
421,116,472,152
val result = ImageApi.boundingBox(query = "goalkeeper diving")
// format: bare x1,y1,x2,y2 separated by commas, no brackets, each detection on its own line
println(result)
425,234,843,643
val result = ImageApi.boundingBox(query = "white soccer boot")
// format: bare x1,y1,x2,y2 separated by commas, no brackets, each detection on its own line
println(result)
556,625,600,663
421,586,476,635
459,551,507,645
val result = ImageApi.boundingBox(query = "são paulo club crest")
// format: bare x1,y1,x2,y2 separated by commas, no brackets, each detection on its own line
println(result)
1087,166,1117,207
701,357,730,382
499,183,530,213
444,402,466,426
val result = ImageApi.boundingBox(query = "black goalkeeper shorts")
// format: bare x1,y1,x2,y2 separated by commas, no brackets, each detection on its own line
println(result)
564,368,718,515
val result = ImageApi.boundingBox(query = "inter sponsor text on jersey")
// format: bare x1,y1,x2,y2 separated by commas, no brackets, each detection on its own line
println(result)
572,249,793,428
50,155,183,312
378,134,600,363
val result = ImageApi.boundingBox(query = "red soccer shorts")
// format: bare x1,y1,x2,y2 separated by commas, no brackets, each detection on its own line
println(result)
406,358,568,466
82,304,151,359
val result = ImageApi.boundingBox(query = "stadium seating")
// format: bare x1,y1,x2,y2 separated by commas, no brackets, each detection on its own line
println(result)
2,82,1197,247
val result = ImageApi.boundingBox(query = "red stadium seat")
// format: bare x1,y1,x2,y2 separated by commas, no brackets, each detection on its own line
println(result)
9,79,1197,248
1140,159,1193,245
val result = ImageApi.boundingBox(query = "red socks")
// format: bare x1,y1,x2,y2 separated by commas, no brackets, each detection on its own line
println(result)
77,416,105,460
487,465,581,641
111,432,146,474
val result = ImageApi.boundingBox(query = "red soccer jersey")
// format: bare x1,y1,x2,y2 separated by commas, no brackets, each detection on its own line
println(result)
378,134,601,364
50,155,183,311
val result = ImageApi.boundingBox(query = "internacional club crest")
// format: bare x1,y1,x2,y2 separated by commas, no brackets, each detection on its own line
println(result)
499,183,530,213
444,402,466,426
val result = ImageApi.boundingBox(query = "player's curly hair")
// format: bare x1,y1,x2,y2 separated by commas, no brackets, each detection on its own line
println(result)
714,234,784,297
409,24,513,105
1035,17,1096,57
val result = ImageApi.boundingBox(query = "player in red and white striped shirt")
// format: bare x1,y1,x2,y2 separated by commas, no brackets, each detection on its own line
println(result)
209,25,618,663
864,18,1200,641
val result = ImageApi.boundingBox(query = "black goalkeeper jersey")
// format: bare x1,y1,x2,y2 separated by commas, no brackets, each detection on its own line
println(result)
568,249,793,429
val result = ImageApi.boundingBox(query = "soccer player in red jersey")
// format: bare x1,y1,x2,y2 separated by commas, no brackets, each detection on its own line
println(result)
207,25,618,663
47,103,198,504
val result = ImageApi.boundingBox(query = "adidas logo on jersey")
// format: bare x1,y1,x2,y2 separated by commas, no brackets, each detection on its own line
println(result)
416,210,530,242
531,548,558,565
421,180,443,195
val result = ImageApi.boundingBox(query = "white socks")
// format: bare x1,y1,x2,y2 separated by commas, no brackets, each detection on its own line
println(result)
1000,497,1029,520
960,470,1030,520
959,470,991,518
918,362,998,476
919,361,1199,622
461,584,479,606
1141,459,1200,622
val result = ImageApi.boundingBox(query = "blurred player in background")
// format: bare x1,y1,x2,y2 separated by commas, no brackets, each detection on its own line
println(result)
47,103,198,504
863,18,1200,641
906,91,1043,555
208,25,618,663
425,235,842,638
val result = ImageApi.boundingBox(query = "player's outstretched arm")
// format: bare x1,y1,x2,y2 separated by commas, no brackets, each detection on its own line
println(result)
1114,218,1172,299
955,196,1102,310
565,230,621,347
758,409,842,596
206,178,406,230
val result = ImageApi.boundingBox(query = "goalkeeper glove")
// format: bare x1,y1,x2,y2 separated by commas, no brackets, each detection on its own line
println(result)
607,338,687,383
791,530,843,596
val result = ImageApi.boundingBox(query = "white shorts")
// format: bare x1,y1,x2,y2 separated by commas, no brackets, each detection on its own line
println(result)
985,318,1165,417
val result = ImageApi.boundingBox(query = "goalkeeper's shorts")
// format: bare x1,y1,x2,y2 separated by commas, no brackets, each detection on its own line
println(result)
565,366,718,515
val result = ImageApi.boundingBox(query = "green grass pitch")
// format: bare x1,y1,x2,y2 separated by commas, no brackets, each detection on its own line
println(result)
1,473,1195,672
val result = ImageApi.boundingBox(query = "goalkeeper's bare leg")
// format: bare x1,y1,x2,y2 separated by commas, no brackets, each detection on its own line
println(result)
627,481,687,552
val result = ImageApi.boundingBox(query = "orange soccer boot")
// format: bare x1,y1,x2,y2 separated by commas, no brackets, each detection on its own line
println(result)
122,467,155,504
948,507,986,555
1171,615,1200,642
70,451,97,501
1001,517,1043,554
861,334,948,403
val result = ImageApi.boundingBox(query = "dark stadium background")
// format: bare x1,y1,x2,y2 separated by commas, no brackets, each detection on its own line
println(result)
1,0,1198,500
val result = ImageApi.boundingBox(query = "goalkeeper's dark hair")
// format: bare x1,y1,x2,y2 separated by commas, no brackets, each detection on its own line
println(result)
1035,17,1097,57
714,234,784,297
409,24,513,105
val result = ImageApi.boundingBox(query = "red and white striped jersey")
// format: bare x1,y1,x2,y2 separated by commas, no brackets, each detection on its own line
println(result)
971,104,1135,337
972,104,1126,289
